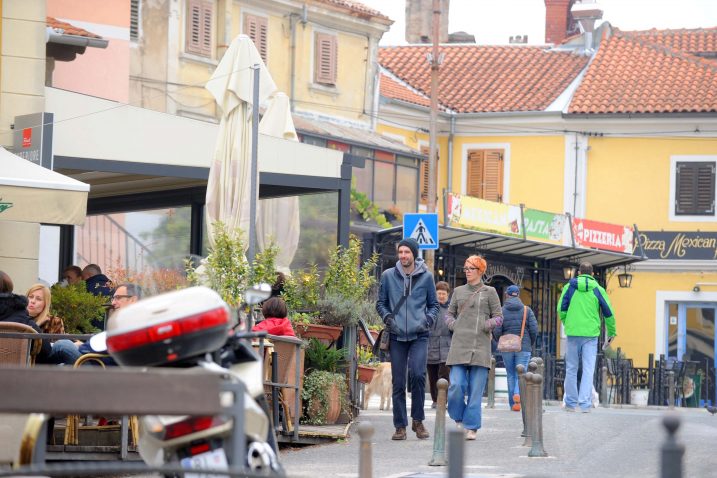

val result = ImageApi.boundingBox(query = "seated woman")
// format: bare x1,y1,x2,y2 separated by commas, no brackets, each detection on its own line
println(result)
252,297,295,337
0,271,51,362
26,283,82,365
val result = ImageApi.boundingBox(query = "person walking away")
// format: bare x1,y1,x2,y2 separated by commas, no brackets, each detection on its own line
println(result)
558,262,616,413
494,285,537,411
376,237,439,441
444,255,502,440
427,281,452,409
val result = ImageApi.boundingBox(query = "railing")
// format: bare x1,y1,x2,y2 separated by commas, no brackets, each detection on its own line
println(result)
75,214,155,271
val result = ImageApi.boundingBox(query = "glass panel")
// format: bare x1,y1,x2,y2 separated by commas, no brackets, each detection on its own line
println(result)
351,146,372,158
685,306,715,365
301,135,327,147
353,159,373,200
397,155,417,167
396,164,418,214
668,303,679,357
290,192,337,271
374,161,395,210
74,207,191,275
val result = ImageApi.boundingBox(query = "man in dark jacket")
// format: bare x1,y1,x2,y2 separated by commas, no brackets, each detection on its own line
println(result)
82,264,112,297
494,285,538,411
376,237,439,441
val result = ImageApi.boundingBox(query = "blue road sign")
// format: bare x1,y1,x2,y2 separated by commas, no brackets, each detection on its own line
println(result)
403,213,439,250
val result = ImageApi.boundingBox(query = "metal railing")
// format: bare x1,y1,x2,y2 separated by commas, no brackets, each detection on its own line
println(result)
76,214,155,271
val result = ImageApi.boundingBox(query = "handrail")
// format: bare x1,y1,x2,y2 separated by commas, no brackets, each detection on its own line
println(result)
357,318,376,347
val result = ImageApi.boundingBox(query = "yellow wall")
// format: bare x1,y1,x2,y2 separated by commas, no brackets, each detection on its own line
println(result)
586,137,717,229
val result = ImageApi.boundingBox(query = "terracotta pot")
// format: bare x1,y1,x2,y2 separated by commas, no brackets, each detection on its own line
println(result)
296,323,342,344
357,364,377,384
308,380,342,424
358,329,380,347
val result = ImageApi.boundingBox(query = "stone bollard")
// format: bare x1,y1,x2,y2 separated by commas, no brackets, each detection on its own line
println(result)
668,371,675,409
516,364,528,438
661,414,684,478
522,371,534,447
447,426,464,478
534,356,544,379
527,373,548,457
357,422,374,478
429,379,449,466
600,366,609,408
487,356,496,408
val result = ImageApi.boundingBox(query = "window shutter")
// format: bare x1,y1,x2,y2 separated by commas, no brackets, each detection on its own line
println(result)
186,0,213,57
315,33,337,85
467,149,504,201
244,14,268,62
676,161,716,215
130,0,139,41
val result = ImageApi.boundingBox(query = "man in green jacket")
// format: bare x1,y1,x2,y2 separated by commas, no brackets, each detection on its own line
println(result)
558,262,616,412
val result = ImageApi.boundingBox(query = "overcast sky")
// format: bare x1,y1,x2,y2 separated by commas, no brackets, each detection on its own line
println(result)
358,0,717,45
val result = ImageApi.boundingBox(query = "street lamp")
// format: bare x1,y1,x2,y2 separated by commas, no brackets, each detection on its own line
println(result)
618,265,633,288
563,266,577,280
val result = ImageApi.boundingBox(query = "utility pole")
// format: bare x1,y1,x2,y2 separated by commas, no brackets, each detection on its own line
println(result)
425,0,442,273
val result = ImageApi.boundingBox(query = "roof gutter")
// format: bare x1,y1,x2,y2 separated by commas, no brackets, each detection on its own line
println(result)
46,29,109,49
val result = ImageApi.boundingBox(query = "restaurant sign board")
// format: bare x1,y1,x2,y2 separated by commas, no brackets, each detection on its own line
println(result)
571,217,634,254
636,231,717,260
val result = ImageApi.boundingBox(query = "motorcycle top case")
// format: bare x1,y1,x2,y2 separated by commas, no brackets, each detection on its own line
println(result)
106,286,232,367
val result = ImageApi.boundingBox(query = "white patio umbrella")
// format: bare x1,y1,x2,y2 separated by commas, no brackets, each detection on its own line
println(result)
257,92,301,273
205,34,276,249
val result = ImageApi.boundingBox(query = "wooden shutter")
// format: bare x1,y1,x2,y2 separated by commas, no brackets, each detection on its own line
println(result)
314,33,337,85
186,0,213,57
676,161,716,215
244,14,268,62
466,149,504,202
419,145,437,204
130,0,139,41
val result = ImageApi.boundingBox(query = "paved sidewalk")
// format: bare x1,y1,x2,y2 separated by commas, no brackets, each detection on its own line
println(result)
280,396,717,477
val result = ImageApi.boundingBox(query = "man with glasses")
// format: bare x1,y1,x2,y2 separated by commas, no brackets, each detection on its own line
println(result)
376,237,439,441
110,283,142,313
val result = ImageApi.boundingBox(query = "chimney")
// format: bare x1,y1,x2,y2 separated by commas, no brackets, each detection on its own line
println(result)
571,1,603,51
509,35,528,44
405,0,449,44
544,0,577,44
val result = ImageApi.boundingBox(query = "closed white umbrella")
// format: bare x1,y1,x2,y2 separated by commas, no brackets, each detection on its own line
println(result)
257,92,301,273
205,34,276,248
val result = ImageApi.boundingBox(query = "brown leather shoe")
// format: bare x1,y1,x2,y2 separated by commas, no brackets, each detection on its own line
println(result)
412,420,430,439
391,427,407,440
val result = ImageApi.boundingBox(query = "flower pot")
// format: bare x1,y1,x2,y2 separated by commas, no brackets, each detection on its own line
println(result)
308,380,342,425
295,323,342,344
357,364,377,384
358,329,379,347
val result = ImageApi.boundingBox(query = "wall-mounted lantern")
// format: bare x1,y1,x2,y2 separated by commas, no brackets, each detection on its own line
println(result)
618,265,633,288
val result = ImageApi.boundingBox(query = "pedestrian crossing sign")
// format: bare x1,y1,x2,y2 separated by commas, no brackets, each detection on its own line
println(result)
403,213,439,250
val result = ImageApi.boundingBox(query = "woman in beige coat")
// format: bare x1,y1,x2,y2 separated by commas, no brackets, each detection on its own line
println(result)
444,255,503,440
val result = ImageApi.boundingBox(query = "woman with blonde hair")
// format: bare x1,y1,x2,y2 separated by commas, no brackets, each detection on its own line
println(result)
26,283,81,365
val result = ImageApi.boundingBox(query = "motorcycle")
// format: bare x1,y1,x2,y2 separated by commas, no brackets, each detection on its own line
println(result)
105,282,283,476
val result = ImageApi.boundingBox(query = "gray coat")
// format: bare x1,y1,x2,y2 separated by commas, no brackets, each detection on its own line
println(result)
444,283,502,368
427,302,451,364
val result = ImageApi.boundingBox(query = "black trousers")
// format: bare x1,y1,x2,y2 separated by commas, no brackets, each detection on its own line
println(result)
427,362,451,403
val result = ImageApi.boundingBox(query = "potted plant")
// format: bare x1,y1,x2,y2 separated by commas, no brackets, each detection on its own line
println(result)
301,339,349,425
355,297,382,347
50,282,107,334
356,346,379,384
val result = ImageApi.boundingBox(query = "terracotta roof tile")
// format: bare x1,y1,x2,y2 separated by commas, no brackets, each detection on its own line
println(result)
379,45,589,113
568,29,717,114
314,0,391,21
46,16,102,39
380,72,434,109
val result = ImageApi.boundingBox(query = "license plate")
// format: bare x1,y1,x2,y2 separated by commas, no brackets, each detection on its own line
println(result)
180,448,229,478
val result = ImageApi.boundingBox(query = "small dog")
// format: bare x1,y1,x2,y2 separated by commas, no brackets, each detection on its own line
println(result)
362,362,392,411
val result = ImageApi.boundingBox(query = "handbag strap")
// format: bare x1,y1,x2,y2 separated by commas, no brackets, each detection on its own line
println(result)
457,287,481,317
519,306,527,339
390,276,415,316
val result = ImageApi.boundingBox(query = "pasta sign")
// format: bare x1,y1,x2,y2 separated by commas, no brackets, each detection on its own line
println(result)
572,218,634,254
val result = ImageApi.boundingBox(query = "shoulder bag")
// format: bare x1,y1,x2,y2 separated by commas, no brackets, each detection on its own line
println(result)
378,276,415,351
496,306,527,353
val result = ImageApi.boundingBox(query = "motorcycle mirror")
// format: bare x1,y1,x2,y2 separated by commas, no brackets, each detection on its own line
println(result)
244,283,272,306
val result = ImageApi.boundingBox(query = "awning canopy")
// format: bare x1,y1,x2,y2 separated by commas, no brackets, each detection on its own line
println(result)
377,224,645,269
0,147,90,225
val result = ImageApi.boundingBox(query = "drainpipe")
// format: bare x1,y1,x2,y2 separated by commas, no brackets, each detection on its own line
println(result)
289,13,297,111
573,134,580,216
447,113,456,196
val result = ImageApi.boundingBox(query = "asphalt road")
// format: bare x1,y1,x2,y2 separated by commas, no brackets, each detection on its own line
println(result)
280,397,717,478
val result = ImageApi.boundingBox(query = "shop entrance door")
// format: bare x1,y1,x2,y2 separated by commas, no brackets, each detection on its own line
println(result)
666,302,716,404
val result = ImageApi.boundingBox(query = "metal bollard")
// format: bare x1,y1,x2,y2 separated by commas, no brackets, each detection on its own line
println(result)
487,356,496,408
447,426,464,478
527,373,548,457
357,421,374,478
429,379,449,466
601,366,609,408
516,364,528,438
660,414,684,478
522,371,534,447
668,371,675,409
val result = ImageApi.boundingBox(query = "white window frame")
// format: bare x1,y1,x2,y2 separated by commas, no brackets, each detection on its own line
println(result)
655,290,717,357
669,155,717,222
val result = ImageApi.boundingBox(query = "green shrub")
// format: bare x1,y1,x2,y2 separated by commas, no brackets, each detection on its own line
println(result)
50,282,106,334
304,338,346,373
282,264,320,313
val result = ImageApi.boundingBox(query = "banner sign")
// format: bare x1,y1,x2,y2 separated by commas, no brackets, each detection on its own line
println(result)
12,112,54,169
523,208,567,244
571,217,634,254
447,193,522,236
636,231,717,260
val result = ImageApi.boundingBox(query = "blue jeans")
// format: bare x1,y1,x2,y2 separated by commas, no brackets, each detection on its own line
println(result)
501,351,531,407
48,339,81,365
447,365,488,431
389,335,428,428
565,336,598,410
